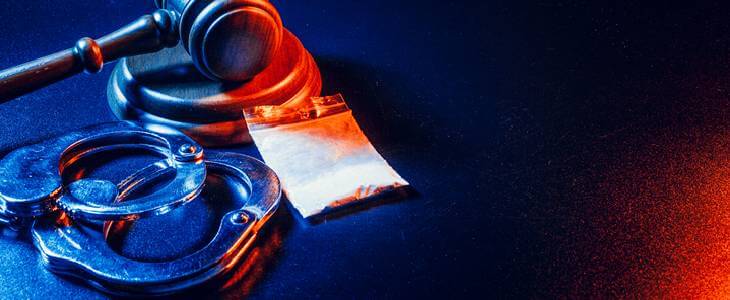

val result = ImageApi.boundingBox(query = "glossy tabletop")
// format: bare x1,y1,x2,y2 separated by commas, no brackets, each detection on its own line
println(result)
0,1,728,298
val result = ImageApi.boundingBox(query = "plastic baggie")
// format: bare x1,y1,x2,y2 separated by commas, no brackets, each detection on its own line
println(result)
244,94,409,218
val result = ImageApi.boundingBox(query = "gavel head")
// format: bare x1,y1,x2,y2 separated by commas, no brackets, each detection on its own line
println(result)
156,0,283,82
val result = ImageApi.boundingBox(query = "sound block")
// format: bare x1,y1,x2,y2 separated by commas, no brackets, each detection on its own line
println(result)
107,30,321,146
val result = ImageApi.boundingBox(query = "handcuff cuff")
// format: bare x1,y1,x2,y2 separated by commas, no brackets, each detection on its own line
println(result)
0,122,206,224
0,122,281,296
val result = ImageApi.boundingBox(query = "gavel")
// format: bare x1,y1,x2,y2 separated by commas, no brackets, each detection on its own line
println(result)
0,0,283,102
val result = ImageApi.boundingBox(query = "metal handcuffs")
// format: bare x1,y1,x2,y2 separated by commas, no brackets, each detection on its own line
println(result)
0,122,206,225
0,122,281,296
32,151,281,296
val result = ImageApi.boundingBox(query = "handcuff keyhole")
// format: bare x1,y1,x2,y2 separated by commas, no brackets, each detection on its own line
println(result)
231,212,249,224
178,144,198,155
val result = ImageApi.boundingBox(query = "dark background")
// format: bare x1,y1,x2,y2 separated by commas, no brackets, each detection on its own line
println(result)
0,0,729,298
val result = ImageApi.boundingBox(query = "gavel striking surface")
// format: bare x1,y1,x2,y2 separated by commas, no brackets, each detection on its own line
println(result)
108,30,321,146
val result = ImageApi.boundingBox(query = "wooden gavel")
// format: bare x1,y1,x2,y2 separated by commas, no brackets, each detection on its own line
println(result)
0,0,283,102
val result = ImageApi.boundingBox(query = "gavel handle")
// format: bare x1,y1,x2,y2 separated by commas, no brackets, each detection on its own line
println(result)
0,10,179,103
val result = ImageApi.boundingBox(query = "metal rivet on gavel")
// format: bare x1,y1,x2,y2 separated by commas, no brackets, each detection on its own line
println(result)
0,0,283,102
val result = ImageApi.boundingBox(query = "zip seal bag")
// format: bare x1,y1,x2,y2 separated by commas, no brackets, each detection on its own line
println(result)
244,94,409,218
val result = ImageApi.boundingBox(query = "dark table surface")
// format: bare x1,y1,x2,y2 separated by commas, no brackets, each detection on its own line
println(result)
0,0,729,298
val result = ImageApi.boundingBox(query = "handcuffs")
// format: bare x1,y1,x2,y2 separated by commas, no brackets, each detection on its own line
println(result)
0,122,281,296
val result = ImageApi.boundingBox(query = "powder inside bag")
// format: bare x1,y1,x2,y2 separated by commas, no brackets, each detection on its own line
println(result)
244,94,408,218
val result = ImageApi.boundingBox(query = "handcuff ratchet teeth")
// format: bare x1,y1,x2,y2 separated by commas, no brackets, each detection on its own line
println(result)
0,122,206,226
31,151,281,296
